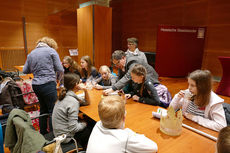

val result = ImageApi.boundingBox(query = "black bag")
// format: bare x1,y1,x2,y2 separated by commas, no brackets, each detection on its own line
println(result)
223,103,230,126
0,69,20,81
0,79,24,109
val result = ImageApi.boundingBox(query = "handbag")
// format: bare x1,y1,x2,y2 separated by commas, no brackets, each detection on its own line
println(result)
43,134,79,153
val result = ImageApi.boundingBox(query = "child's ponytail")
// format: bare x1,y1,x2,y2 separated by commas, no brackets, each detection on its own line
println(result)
58,87,67,101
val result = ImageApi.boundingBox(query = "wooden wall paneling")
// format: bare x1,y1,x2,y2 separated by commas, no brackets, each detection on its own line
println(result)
77,5,94,62
0,49,26,71
121,1,185,52
208,0,230,25
202,50,230,77
183,1,209,26
23,0,47,23
203,25,230,76
26,22,48,53
205,26,230,52
59,11,78,62
111,0,230,77
0,0,80,70
0,21,24,48
0,1,23,21
110,0,123,52
94,5,112,68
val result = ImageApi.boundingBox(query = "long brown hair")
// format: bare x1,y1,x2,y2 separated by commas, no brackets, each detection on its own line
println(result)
130,64,146,96
80,55,93,78
63,56,80,73
188,70,212,107
58,73,80,101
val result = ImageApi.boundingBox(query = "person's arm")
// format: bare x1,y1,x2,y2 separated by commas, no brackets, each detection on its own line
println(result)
185,103,227,131
112,64,135,91
52,51,64,81
169,92,184,110
125,128,158,153
76,88,90,106
138,81,161,106
102,75,118,90
23,55,31,74
68,102,86,133
140,52,148,64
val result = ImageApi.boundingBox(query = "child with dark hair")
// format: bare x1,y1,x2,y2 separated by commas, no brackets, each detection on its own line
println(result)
52,73,92,148
125,64,171,108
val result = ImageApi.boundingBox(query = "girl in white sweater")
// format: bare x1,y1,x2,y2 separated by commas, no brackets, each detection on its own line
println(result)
170,70,227,131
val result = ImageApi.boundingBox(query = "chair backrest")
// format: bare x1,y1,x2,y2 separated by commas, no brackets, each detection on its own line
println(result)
4,109,46,152
0,122,4,153
223,103,230,126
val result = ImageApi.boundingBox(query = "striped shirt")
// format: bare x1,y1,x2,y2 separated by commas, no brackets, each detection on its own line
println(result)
186,101,205,117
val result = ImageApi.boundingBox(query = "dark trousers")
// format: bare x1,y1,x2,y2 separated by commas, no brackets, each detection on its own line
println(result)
32,81,57,135
74,115,95,149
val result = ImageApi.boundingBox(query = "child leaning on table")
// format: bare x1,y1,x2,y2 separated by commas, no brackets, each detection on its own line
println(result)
94,65,117,90
86,95,158,153
170,69,227,131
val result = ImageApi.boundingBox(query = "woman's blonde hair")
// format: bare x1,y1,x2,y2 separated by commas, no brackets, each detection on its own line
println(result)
188,69,212,107
130,64,147,96
98,95,125,129
80,55,94,78
63,56,80,72
36,36,58,50
99,65,111,74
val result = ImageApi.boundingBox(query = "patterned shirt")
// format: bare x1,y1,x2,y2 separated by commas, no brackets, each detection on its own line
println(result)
186,101,205,117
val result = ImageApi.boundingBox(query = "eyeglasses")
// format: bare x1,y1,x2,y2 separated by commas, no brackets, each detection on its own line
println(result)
113,60,120,67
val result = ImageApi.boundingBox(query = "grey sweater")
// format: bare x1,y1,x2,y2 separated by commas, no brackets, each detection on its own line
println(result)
52,90,87,143
112,56,159,91
95,75,118,89
126,48,148,63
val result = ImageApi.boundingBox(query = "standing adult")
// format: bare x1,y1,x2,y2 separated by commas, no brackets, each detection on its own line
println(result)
104,50,159,95
126,37,148,63
23,36,64,135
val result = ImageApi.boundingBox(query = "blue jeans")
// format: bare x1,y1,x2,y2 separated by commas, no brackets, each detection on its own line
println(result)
32,81,57,135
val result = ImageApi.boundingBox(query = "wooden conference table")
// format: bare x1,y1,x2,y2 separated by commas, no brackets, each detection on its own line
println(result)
80,89,218,153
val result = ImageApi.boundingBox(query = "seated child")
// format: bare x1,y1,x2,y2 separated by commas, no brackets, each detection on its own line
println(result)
52,73,92,148
125,64,171,108
62,56,81,76
86,95,158,153
80,55,99,83
217,126,230,153
94,65,117,90
170,69,227,131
